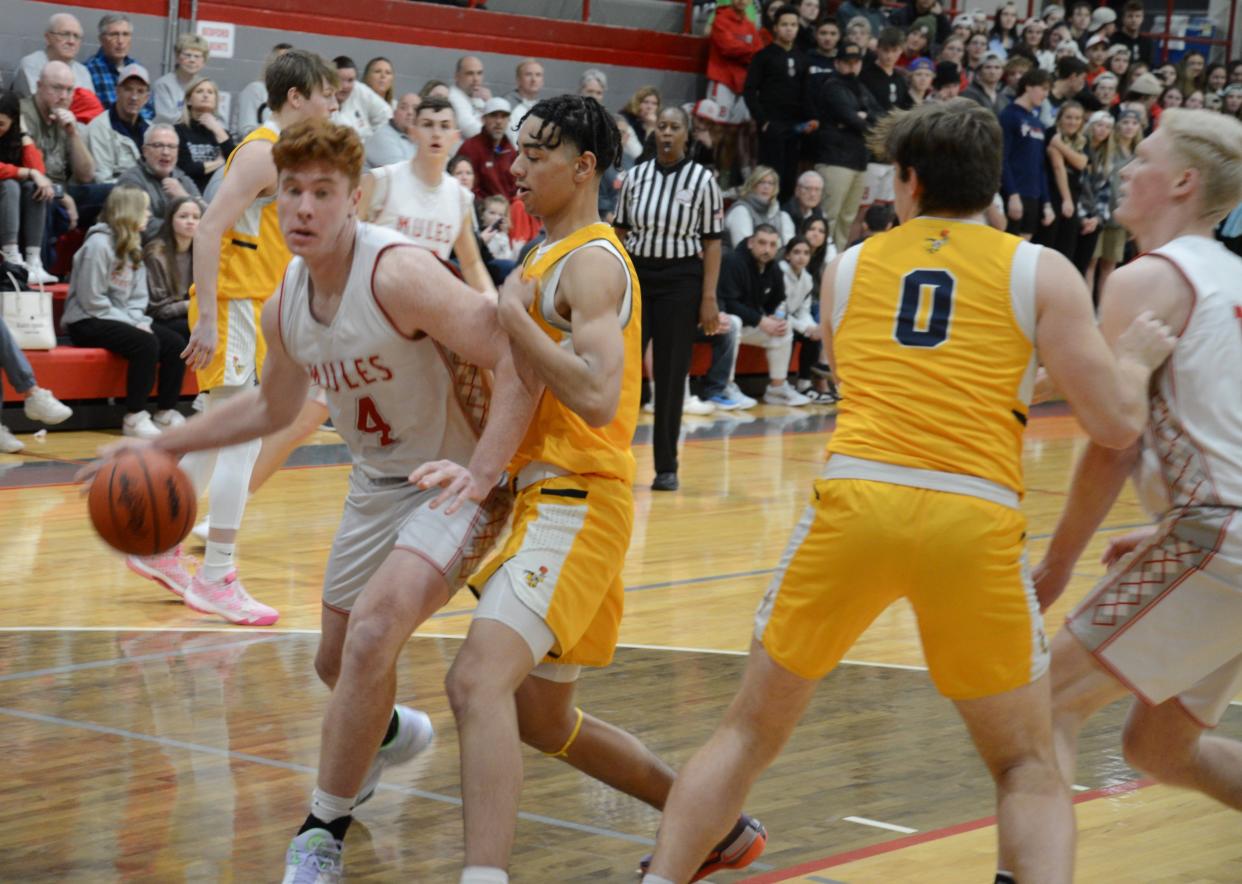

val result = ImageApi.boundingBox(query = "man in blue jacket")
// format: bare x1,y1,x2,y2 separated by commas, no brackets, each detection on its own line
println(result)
999,68,1055,240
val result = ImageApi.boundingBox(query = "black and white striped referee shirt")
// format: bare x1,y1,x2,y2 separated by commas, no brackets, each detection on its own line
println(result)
614,156,724,260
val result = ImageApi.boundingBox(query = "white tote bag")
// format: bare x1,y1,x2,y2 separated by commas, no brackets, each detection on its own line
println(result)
0,272,56,350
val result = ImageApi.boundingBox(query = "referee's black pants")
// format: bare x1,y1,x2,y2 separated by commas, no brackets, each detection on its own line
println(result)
636,257,702,476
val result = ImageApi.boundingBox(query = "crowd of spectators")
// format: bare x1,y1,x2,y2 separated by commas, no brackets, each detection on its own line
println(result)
1,3,1240,455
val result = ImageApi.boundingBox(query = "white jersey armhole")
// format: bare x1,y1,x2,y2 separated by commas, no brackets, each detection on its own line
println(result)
539,239,634,333
831,243,864,330
1009,240,1040,345
1011,240,1041,407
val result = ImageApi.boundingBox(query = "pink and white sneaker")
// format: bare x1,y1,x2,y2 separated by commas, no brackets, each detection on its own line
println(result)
184,570,279,626
127,545,198,598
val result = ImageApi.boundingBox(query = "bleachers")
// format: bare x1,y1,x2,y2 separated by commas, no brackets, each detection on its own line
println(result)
1,284,198,404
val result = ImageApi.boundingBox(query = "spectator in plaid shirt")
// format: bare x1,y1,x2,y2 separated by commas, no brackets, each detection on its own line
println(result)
86,13,154,121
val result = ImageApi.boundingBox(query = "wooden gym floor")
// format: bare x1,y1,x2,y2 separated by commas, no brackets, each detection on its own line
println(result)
1,403,1239,882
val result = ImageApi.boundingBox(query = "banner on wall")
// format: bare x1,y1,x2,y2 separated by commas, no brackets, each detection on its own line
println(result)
196,20,236,59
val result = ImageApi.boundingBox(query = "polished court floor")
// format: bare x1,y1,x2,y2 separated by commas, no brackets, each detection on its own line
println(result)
1,404,1239,882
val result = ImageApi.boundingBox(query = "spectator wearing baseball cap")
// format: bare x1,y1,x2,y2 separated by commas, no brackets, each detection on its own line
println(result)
906,56,936,104
1084,34,1110,83
457,96,517,200
1088,7,1117,40
810,42,881,251
1125,71,1165,127
85,62,150,182
1042,5,1065,25
85,14,154,120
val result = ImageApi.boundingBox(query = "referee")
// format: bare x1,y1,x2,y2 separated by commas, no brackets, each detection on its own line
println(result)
615,104,724,492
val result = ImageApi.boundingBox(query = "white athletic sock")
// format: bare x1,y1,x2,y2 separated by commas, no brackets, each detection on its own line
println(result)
640,876,675,884
310,787,354,824
459,867,509,884
202,541,235,582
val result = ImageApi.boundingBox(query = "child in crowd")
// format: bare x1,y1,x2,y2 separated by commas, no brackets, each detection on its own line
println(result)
142,195,203,345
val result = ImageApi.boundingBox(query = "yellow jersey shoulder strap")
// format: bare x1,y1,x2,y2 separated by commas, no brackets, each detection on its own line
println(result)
523,223,620,279
223,124,279,177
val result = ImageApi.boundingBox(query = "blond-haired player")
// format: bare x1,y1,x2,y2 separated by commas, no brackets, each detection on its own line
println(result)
642,100,1176,884
1036,109,1242,820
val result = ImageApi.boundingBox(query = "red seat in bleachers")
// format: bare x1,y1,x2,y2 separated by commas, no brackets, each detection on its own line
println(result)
2,284,198,403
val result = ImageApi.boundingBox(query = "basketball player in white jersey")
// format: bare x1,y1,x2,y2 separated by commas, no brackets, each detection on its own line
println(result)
1034,109,1242,818
83,118,540,882
358,94,492,292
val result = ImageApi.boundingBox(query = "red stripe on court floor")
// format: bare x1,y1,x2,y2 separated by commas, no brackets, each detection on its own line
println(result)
738,778,1154,883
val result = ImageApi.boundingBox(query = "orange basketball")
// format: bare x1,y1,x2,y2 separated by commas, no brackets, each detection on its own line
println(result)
87,448,197,556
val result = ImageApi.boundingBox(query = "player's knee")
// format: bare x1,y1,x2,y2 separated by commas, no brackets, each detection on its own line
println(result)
339,615,399,678
444,650,497,719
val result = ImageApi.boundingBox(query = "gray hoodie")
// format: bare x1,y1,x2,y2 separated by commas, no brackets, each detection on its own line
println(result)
62,223,150,330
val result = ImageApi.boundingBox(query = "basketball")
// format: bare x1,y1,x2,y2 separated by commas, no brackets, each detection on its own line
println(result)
87,448,197,556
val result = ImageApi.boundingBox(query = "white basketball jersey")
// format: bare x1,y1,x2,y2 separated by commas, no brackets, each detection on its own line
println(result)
279,222,482,479
367,162,472,260
1133,236,1242,513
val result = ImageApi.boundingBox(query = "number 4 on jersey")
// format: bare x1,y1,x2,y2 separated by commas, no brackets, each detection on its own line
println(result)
895,269,956,348
357,395,396,446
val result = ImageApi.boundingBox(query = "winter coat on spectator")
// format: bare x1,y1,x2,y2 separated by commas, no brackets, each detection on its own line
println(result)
175,119,235,192
716,240,785,329
86,106,147,183
708,4,763,93
811,71,881,170
62,222,148,329
116,161,202,242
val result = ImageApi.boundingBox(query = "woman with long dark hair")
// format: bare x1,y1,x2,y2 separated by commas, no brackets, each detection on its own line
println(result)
615,105,725,491
143,195,204,345
0,91,56,283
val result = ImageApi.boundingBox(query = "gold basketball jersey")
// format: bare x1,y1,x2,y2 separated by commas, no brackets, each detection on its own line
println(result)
827,217,1039,495
215,124,288,302
510,223,642,485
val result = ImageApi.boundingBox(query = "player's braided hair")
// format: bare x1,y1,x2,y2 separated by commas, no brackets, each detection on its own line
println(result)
521,94,620,174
